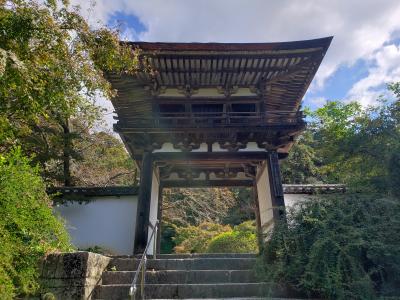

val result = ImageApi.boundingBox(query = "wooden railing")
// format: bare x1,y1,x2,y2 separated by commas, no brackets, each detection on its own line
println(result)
118,111,304,128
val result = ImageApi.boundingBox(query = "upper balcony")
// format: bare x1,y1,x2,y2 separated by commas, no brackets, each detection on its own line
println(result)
115,110,304,131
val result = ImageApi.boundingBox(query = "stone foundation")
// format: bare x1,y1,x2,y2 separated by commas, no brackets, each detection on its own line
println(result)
40,251,110,300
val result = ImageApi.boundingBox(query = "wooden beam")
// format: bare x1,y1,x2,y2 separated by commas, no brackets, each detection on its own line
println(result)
153,152,269,162
149,65,309,74
152,97,262,103
161,179,253,188
115,123,304,134
136,151,288,162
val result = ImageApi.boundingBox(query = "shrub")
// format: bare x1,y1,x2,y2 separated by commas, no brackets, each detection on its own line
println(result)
0,149,72,299
259,194,400,299
207,220,258,253
173,220,258,254
173,222,231,253
160,221,177,254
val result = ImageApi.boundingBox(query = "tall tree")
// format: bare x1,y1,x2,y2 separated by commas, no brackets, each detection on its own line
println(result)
281,130,322,184
71,129,137,187
282,84,400,195
0,0,140,184
162,188,238,226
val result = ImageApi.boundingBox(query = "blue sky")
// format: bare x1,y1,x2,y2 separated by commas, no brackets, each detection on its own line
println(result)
71,0,400,126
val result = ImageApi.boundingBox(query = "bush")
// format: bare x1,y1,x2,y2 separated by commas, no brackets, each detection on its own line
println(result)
160,221,177,254
173,222,231,253
259,194,400,299
207,221,258,253
173,220,258,254
0,149,72,299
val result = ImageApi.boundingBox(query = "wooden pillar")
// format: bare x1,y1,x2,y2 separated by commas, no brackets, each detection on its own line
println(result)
252,180,263,250
266,151,286,220
156,185,163,254
134,152,153,254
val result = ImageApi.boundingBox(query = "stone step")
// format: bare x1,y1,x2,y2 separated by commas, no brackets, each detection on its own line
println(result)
149,299,301,300
94,283,289,299
102,270,257,285
108,258,256,271
94,298,301,300
95,298,294,300
122,253,258,259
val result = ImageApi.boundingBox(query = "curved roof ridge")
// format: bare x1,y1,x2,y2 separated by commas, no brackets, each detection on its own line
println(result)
124,36,333,52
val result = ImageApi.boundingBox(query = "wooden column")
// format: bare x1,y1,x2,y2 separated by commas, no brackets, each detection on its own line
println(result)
266,151,286,220
134,152,153,254
252,180,263,250
156,185,163,254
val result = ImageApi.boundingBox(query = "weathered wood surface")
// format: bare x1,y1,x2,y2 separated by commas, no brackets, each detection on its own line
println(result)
109,38,332,158
134,152,153,253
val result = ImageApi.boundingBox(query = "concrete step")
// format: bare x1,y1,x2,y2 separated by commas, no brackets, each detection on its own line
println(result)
108,258,256,271
102,270,257,285
94,282,288,299
120,253,258,259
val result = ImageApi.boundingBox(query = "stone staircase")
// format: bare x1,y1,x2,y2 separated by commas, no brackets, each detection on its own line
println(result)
93,253,288,299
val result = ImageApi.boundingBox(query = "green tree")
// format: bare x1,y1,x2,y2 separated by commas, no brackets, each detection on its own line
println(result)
281,131,322,184
309,100,363,183
0,1,142,297
308,86,400,194
282,84,400,195
70,130,137,186
162,188,237,226
222,188,256,226
0,0,140,184
0,149,72,299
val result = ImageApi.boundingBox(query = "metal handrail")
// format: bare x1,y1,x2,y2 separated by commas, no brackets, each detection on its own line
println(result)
129,220,159,300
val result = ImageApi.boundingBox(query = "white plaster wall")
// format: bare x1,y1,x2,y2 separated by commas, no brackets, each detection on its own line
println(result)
212,142,228,152
238,142,264,152
153,141,267,153
192,143,208,152
54,195,138,255
153,142,181,152
256,162,274,234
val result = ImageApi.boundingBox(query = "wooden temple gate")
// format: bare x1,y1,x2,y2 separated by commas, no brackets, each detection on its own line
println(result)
107,37,332,254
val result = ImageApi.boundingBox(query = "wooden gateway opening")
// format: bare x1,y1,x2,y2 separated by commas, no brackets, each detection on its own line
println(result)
107,37,332,254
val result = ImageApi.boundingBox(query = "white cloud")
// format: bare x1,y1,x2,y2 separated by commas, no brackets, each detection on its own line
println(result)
71,0,400,88
346,43,400,105
70,0,400,124
306,96,327,108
